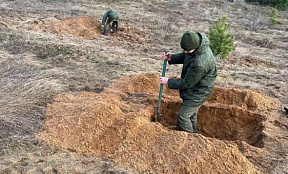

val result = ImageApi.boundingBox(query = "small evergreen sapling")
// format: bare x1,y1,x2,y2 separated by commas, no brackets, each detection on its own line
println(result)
269,8,279,25
208,17,235,59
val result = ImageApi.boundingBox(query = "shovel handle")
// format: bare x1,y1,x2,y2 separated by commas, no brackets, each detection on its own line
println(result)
157,60,167,106
156,50,168,120
162,49,169,77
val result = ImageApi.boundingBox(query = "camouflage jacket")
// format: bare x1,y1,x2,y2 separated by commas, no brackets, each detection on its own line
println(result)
102,10,119,25
168,32,218,106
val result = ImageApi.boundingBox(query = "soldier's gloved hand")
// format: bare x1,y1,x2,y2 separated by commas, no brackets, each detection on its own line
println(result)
162,52,171,61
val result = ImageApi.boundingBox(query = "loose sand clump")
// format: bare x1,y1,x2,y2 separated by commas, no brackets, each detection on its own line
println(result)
37,73,280,173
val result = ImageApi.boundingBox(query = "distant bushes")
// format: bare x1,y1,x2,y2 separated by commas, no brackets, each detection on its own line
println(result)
245,0,288,10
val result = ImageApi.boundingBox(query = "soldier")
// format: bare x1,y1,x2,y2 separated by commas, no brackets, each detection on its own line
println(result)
160,31,218,133
101,9,119,35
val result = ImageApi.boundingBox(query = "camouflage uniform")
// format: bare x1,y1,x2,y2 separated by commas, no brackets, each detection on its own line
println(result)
168,32,218,133
102,9,119,35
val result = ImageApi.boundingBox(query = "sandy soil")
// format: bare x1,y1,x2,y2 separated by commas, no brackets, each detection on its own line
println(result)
0,0,287,173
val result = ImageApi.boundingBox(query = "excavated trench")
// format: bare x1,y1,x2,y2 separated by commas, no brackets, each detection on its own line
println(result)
159,87,266,147
38,73,280,173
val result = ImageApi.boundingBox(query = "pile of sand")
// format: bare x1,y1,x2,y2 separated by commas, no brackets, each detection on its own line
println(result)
27,16,102,39
37,73,280,173
26,16,146,44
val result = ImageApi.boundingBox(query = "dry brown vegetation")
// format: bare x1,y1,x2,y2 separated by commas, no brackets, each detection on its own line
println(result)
0,0,287,173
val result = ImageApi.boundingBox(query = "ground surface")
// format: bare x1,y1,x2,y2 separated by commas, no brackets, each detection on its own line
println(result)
0,0,287,173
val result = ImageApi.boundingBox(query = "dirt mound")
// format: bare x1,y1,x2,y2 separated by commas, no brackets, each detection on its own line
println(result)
27,16,102,39
107,73,177,96
208,87,280,111
38,73,280,173
26,16,147,44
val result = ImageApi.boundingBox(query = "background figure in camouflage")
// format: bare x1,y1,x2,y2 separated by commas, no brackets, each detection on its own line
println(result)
160,31,218,133
102,9,119,35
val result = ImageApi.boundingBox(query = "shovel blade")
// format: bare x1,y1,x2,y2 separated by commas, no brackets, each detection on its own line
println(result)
154,113,162,123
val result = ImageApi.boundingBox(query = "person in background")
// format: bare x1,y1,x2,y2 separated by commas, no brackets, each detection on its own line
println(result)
101,9,119,35
160,31,218,133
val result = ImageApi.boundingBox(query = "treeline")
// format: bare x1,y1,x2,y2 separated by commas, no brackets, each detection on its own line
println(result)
245,0,288,10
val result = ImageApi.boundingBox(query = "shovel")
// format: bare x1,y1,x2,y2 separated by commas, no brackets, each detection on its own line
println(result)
155,50,168,122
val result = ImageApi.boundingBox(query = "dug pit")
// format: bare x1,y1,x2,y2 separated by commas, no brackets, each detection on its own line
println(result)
160,87,273,147
38,73,280,173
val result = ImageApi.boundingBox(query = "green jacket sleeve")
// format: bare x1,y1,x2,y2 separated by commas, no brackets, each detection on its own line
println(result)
168,63,205,90
102,11,109,25
169,53,184,64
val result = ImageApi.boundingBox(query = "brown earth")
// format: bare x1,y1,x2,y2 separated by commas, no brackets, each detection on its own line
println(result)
37,73,281,173
27,16,103,39
0,0,287,173
26,16,145,43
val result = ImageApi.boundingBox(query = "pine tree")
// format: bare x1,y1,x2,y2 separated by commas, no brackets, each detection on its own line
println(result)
269,8,278,25
208,17,235,59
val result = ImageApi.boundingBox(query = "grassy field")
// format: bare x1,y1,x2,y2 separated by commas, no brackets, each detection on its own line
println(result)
0,0,287,173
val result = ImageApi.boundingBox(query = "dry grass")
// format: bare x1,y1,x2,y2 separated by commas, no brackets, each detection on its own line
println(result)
0,29,124,138
0,50,65,138
0,0,287,173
